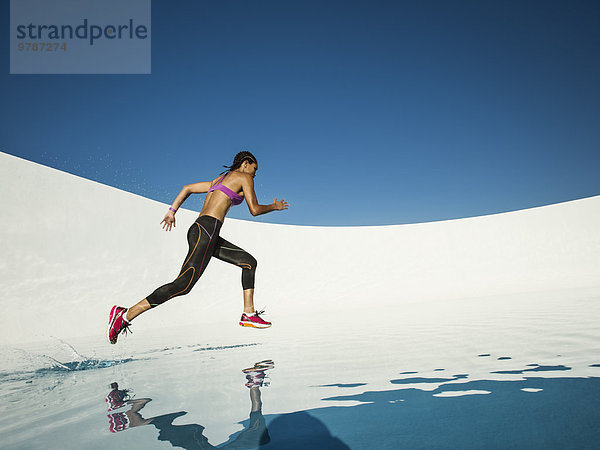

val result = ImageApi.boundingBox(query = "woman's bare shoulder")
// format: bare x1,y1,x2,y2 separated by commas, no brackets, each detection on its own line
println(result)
226,171,253,183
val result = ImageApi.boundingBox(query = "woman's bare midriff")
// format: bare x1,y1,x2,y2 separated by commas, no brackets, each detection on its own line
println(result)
198,190,233,222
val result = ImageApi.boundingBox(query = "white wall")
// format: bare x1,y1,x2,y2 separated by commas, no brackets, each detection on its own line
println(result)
1,151,599,344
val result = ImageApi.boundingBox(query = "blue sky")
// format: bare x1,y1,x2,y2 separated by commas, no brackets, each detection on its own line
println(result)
2,0,599,226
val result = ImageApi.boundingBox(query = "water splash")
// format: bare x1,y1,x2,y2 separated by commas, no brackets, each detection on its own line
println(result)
0,340,134,381
35,357,133,374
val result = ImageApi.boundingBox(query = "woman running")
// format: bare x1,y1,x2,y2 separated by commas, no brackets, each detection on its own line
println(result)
107,151,289,344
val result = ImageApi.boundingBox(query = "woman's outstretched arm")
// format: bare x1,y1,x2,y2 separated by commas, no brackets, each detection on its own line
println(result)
160,181,213,231
241,175,289,216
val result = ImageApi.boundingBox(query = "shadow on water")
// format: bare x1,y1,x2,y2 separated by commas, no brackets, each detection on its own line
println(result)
317,374,600,449
258,412,349,449
491,364,571,375
105,360,349,449
390,374,468,384
103,359,600,449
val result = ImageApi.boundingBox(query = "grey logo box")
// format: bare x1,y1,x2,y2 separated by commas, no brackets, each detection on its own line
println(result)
10,0,151,74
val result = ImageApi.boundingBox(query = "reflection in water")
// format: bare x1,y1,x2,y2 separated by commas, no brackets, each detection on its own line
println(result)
106,382,131,411
105,382,156,433
219,360,273,449
105,361,273,448
109,400,154,433
105,359,349,448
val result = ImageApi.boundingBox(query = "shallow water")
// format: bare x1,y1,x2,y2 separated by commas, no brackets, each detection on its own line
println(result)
1,293,600,449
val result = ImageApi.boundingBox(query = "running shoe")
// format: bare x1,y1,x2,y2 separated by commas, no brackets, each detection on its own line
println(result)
239,310,271,329
107,306,132,344
245,371,267,388
107,412,130,433
242,360,275,373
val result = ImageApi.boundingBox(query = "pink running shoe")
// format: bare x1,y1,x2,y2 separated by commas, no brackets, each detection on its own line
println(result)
245,371,267,388
239,310,272,329
107,412,130,433
242,360,275,373
107,306,132,344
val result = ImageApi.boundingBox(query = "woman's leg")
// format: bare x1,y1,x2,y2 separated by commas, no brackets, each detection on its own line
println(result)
212,237,258,314
126,299,151,321
108,216,223,343
128,216,222,321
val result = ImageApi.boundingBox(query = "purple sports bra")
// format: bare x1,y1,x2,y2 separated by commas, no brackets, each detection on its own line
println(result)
207,173,244,206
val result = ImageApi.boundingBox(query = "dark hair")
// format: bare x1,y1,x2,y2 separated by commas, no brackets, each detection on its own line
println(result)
117,389,131,402
109,382,131,401
222,151,258,173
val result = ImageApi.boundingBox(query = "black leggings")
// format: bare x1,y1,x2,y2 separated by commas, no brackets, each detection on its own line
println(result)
146,215,257,308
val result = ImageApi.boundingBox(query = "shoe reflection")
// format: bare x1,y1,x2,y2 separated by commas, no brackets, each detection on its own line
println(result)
105,361,274,449
106,382,154,432
222,360,274,448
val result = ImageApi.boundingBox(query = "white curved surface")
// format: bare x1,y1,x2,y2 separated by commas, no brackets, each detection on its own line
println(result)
1,151,599,345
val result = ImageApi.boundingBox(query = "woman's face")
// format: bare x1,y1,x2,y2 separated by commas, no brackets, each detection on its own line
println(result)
244,161,258,178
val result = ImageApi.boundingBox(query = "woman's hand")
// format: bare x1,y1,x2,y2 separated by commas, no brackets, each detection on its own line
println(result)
160,211,176,231
273,198,289,211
